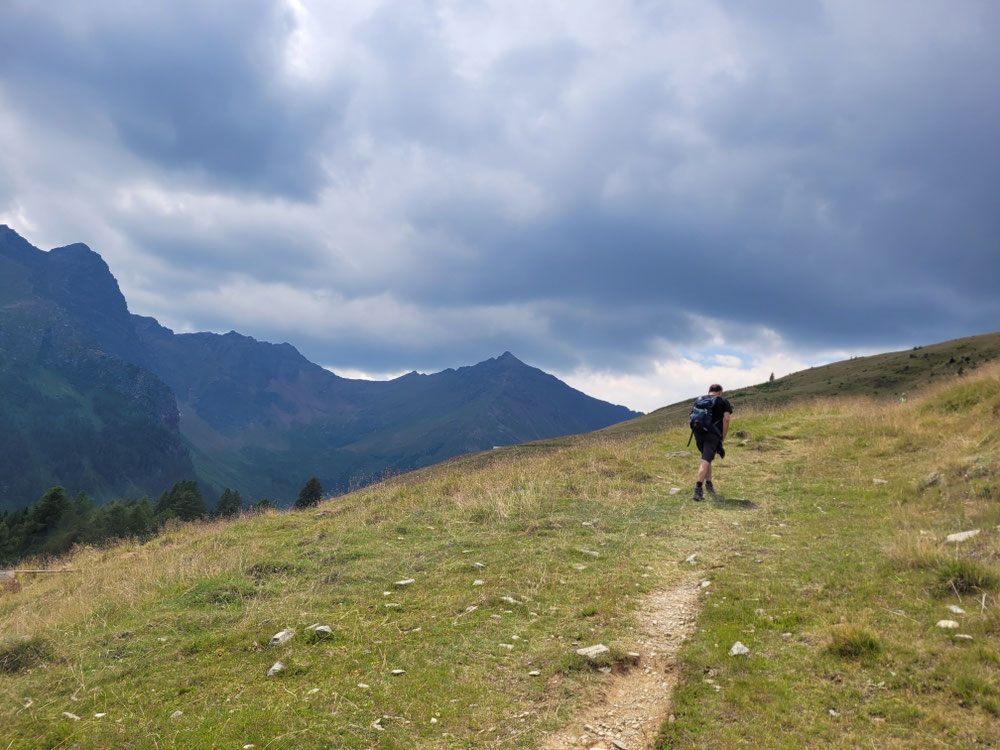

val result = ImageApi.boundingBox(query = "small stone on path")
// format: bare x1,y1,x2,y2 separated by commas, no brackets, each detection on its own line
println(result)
267,661,285,676
946,529,980,543
391,669,406,675
936,620,960,629
269,628,294,647
576,644,610,659
528,670,540,676
728,641,750,656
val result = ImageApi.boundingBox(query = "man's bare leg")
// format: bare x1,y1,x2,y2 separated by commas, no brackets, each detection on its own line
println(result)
697,459,711,483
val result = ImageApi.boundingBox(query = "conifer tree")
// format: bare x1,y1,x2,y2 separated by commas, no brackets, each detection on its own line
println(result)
0,518,12,564
295,477,323,509
155,480,207,521
216,488,242,518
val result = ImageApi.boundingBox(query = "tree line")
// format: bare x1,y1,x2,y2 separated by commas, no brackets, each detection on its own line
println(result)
0,476,324,566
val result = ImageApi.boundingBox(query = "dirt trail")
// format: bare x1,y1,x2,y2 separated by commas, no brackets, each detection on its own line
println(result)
542,577,702,750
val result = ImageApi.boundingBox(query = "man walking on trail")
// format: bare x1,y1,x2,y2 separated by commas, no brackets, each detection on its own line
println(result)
691,384,733,501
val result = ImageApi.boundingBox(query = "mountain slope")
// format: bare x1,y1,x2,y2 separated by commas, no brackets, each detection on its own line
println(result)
596,329,1000,440
0,226,639,507
0,229,194,510
2,362,997,749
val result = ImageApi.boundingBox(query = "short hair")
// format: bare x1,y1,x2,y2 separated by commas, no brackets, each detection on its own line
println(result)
708,384,723,393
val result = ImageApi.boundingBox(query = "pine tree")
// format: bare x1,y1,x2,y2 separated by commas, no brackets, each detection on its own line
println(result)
156,480,207,521
252,498,273,512
295,478,323,509
0,518,12,565
769,372,775,382
216,488,242,518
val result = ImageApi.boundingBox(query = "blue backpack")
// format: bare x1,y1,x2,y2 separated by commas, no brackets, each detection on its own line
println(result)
689,395,721,437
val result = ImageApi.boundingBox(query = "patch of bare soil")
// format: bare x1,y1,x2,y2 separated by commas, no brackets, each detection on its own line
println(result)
542,577,702,750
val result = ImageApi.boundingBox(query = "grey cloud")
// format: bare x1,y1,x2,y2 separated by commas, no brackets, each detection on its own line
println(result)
0,0,997,384
0,0,343,198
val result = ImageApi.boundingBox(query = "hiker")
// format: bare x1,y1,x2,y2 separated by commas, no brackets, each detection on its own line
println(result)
689,384,733,501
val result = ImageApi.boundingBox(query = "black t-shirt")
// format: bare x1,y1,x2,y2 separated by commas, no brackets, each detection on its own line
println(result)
709,395,733,432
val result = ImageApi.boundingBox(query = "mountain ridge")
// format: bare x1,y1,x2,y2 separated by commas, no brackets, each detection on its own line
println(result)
0,226,640,509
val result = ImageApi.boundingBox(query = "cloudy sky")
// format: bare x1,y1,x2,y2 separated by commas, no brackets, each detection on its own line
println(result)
1,1,997,411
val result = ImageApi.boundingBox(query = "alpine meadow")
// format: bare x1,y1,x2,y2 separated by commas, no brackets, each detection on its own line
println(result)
2,3,999,749
2,337,999,749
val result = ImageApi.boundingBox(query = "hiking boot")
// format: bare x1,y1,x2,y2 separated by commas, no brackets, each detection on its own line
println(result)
693,485,704,502
705,481,717,497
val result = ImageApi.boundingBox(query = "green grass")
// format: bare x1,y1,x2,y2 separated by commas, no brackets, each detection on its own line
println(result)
2,362,999,748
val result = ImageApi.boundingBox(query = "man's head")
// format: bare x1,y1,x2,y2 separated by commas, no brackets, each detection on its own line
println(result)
708,384,723,394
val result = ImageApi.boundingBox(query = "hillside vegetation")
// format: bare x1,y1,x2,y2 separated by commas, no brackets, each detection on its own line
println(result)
599,330,1000,439
2,363,998,748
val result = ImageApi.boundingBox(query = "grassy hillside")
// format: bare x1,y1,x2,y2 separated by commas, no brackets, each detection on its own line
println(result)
599,330,1000,439
2,363,998,748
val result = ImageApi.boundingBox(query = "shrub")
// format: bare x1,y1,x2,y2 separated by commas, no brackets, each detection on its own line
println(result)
0,635,55,674
937,559,999,595
827,625,882,660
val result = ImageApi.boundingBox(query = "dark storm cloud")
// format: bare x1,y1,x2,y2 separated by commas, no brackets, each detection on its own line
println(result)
0,0,998,396
0,0,343,198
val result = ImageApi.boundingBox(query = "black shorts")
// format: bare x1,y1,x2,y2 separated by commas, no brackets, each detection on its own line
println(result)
696,433,722,462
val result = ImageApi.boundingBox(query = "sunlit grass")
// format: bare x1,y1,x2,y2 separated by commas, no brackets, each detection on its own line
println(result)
2,363,999,748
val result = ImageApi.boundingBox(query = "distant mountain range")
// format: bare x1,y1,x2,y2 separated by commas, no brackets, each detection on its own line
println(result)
0,226,640,510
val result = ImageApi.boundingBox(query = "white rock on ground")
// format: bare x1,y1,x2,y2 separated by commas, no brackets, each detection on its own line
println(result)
311,625,333,637
936,620,960,629
948,605,966,614
62,712,81,721
473,580,485,586
669,488,681,495
945,529,980,543
728,641,750,656
576,644,610,659
269,628,294,647
170,710,183,719
872,478,888,485
394,578,416,586
685,554,697,564
391,669,406,675
955,634,974,640
267,661,285,676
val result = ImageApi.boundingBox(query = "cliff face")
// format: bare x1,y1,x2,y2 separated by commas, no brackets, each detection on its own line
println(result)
0,227,193,509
